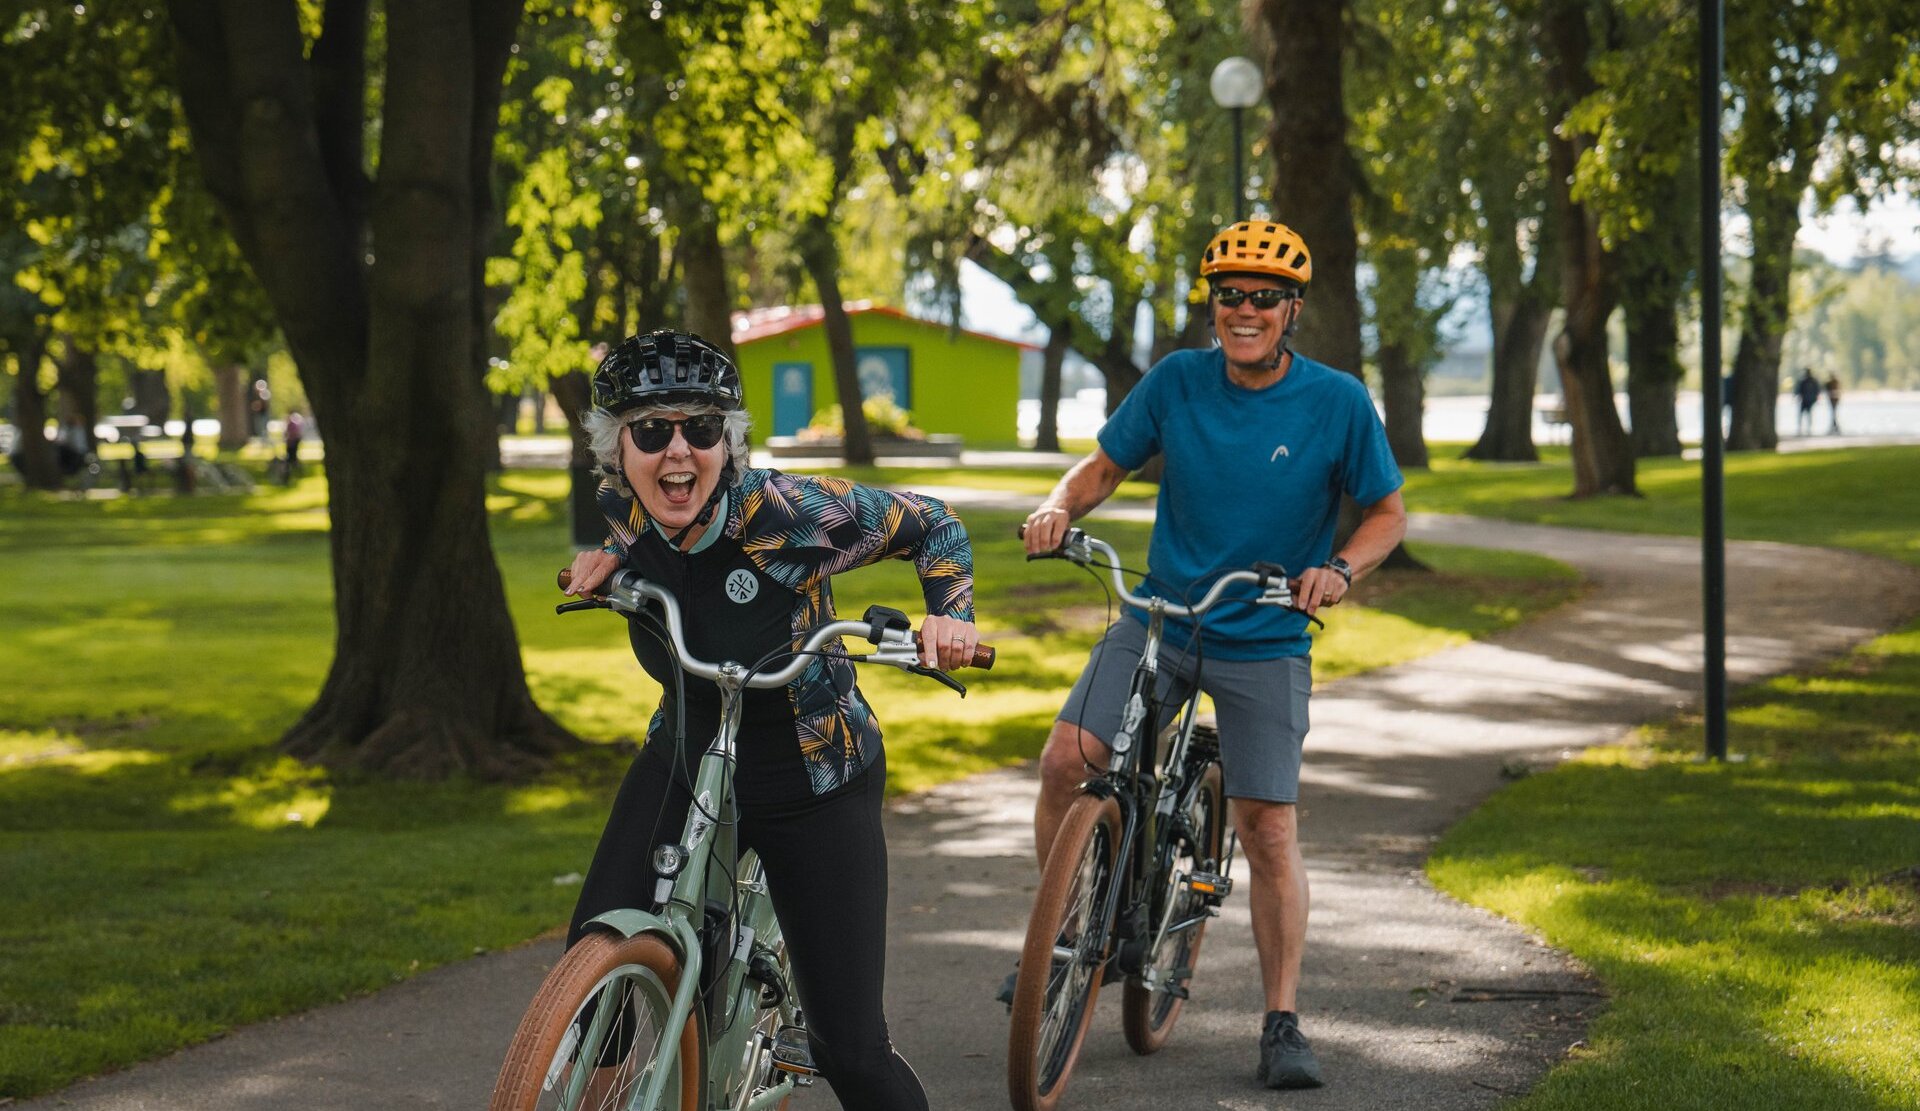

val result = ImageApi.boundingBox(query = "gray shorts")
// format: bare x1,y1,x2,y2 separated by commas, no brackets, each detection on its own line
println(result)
1058,618,1313,803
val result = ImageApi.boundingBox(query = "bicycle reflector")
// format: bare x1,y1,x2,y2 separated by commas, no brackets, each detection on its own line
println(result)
771,1025,821,1077
1186,870,1234,905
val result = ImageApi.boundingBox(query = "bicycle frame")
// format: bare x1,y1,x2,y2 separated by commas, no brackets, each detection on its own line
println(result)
563,569,954,1111
1048,531,1295,991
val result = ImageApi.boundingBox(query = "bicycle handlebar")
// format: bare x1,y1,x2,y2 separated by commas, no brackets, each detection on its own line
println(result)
556,568,995,683
1018,525,1304,619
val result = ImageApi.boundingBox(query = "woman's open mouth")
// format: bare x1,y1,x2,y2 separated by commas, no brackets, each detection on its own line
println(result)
660,472,697,505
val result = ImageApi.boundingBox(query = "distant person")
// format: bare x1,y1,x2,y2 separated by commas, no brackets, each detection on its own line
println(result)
1824,374,1842,435
282,410,306,484
1793,369,1821,436
249,379,273,443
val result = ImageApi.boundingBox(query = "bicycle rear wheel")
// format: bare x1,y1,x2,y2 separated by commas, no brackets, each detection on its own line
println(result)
491,931,703,1111
1123,758,1225,1054
1008,792,1123,1111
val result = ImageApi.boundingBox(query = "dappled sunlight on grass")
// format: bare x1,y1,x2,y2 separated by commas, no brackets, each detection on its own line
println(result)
162,758,333,830
1433,604,1920,1110
1407,445,1920,567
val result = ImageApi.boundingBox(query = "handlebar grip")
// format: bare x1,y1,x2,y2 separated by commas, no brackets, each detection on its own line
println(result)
557,567,574,592
910,633,997,670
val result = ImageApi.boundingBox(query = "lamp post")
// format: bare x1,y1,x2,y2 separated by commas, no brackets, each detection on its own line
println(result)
1210,56,1263,222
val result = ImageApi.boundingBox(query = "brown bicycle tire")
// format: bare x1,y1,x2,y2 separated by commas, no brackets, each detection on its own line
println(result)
1007,792,1123,1111
1121,759,1225,1054
490,931,703,1111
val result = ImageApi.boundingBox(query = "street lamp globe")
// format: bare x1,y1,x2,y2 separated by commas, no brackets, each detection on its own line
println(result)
1209,56,1262,110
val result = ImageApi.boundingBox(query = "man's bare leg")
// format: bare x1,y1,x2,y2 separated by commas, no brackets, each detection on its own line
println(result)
1034,721,1109,868
1232,798,1308,1013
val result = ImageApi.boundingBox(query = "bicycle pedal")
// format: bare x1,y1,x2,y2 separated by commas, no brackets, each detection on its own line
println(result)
1186,869,1233,903
770,1024,819,1079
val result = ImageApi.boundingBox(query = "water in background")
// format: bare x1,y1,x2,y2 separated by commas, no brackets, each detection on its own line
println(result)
1021,389,1920,446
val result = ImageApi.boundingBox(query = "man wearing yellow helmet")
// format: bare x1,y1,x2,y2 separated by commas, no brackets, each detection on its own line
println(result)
1019,219,1408,1090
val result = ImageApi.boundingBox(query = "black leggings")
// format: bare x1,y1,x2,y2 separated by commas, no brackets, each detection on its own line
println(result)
567,744,927,1111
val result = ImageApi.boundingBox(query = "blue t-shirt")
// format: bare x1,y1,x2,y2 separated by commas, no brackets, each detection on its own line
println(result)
1098,347,1403,660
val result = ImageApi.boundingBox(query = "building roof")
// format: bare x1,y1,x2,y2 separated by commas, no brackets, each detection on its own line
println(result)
730,302,1040,352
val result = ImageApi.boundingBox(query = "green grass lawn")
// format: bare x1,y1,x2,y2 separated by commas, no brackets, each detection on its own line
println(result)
1413,443,1920,1110
0,466,1574,1098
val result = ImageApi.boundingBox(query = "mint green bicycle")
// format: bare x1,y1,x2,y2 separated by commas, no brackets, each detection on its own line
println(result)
490,568,990,1111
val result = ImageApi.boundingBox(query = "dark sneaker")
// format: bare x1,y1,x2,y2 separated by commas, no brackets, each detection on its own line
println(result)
996,966,1020,1008
995,957,1120,1010
1258,1011,1324,1089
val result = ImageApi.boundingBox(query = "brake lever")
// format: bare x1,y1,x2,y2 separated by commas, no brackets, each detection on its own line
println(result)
907,663,968,698
556,598,607,615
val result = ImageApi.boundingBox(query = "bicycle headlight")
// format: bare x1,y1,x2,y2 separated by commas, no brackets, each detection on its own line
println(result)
651,844,689,877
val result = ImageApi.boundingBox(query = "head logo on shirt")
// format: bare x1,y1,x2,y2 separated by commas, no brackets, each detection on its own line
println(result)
725,568,759,603
1271,444,1291,461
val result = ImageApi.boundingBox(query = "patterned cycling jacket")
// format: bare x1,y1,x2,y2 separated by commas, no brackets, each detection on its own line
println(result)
599,467,975,804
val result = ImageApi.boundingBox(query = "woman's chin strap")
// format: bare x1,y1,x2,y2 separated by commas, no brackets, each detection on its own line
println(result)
667,459,736,550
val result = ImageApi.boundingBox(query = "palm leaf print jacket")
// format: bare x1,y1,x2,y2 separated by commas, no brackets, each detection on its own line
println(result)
599,468,975,805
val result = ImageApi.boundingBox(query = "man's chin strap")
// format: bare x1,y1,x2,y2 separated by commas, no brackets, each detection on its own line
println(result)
667,458,735,550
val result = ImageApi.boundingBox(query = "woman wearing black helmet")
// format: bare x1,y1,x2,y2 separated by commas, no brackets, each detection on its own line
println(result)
560,330,976,1110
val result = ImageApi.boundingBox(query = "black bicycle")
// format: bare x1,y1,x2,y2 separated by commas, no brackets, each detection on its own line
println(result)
1007,527,1309,1111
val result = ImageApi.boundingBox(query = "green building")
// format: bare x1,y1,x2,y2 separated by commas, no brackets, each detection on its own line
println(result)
731,302,1032,446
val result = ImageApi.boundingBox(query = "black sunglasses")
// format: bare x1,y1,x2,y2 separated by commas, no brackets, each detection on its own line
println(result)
628,414,727,453
1213,286,1297,310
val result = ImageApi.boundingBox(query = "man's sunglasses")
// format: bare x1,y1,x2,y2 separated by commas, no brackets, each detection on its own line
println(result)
628,414,727,453
1213,286,1297,310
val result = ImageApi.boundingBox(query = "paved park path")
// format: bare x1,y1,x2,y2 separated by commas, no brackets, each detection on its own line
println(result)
20,512,1920,1110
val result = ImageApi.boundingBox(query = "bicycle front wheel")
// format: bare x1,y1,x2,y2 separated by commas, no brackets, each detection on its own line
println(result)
491,931,703,1111
1008,792,1123,1111
1123,758,1225,1054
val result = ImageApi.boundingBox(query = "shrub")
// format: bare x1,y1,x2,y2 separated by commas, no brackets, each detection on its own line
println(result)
796,396,926,442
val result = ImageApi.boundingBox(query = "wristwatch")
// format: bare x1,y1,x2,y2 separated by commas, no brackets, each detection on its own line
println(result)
1322,555,1352,588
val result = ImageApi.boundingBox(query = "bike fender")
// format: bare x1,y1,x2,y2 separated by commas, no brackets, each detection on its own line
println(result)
585,908,678,946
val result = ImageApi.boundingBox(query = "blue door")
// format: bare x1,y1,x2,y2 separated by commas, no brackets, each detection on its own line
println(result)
855,347,911,409
772,362,814,436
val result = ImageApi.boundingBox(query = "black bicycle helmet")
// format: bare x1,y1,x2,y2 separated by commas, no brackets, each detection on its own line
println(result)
591,330,743,415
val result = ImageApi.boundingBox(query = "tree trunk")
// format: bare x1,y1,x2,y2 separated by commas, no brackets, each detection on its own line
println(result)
216,363,251,450
1624,287,1683,457
1036,319,1068,452
53,341,101,449
799,215,873,465
128,368,172,424
1541,0,1635,497
1620,145,1692,459
676,201,736,363
1377,339,1428,469
170,0,573,779
1257,0,1363,378
1467,286,1550,461
1727,183,1800,452
1464,192,1551,462
8,331,63,489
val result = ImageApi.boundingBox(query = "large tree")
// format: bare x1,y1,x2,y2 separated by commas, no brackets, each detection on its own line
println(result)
167,0,570,778
1539,0,1636,496
1568,0,1697,460
1254,0,1364,377
1723,0,1918,451
1353,0,1478,470
1,4,176,487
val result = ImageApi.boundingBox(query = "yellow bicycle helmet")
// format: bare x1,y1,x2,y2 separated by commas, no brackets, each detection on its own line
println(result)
1197,219,1312,291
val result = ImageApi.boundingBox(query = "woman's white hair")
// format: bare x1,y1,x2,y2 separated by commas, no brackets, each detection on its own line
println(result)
582,402,753,495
